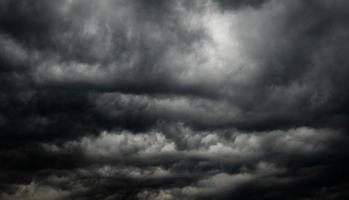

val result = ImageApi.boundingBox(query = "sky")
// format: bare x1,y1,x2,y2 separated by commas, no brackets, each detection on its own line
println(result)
0,0,349,199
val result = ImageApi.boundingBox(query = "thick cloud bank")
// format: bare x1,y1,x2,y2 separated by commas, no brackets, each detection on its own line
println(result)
1,0,349,199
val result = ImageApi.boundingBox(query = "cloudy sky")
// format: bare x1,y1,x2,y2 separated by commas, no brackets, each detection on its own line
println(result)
1,0,349,199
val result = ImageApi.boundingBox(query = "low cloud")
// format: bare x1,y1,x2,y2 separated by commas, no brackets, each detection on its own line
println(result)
1,0,349,199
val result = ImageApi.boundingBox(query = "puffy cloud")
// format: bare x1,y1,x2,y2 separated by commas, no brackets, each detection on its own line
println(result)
0,182,70,200
1,0,349,199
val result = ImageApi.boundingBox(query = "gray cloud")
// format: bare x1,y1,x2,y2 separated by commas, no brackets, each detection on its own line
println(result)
1,0,349,199
2,125,348,199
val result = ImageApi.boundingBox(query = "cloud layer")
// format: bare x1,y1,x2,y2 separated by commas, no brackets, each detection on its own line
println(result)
1,0,349,199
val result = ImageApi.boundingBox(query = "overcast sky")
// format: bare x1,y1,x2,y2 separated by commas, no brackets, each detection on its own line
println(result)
1,0,349,199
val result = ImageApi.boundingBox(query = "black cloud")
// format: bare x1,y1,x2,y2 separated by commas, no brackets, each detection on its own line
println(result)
1,0,349,199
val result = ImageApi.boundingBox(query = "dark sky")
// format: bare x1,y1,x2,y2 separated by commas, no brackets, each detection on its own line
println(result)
1,0,349,199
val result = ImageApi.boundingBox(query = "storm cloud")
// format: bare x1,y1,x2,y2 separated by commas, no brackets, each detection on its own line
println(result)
1,0,349,199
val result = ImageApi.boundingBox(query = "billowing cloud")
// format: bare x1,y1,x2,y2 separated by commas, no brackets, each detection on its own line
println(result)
1,0,349,199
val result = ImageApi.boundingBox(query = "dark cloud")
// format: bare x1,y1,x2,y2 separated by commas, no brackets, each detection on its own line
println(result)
215,0,270,10
1,0,349,199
